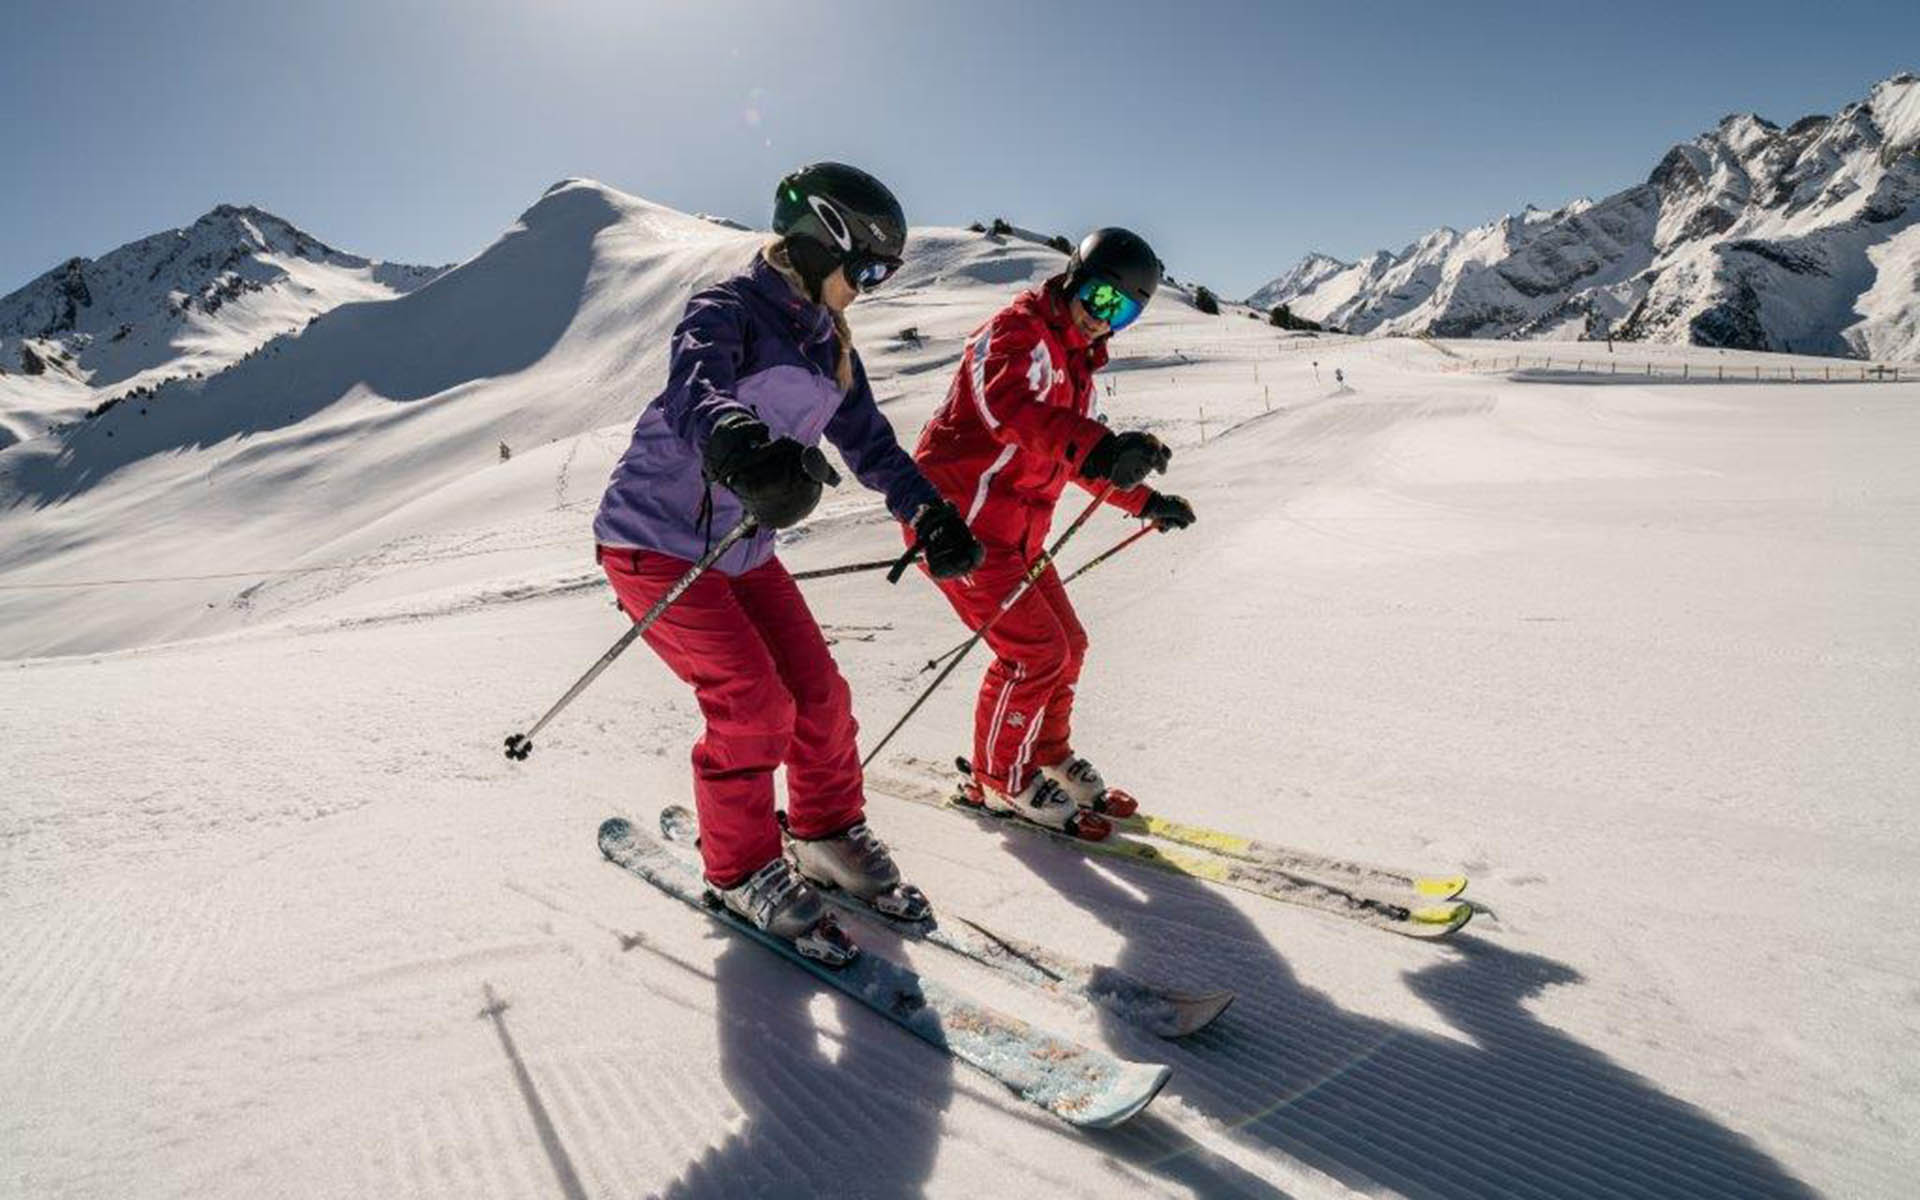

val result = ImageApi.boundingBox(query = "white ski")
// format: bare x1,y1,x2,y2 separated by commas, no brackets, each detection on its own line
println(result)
658,805,1232,1038
597,816,1172,1128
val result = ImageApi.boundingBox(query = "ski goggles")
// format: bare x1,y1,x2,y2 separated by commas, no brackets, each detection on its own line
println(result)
848,253,903,292
1075,278,1145,332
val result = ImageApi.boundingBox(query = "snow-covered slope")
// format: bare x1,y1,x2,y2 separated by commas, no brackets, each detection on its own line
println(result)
7,323,1916,1200
5,174,1918,1198
0,181,1075,657
0,205,444,449
1249,74,1920,358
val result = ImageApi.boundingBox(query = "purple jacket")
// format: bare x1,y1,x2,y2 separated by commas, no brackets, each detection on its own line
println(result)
595,255,940,573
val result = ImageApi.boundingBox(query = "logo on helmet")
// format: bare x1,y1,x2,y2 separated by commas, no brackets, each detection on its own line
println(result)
807,195,853,251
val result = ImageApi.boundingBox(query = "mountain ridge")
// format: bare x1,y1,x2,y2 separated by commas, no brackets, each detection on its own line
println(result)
1246,73,1920,359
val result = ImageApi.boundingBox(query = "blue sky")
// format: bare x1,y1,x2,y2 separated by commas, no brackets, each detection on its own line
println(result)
3,0,1915,298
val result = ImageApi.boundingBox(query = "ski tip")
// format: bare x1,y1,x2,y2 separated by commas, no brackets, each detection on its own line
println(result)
1067,1062,1173,1128
658,805,698,842
1407,901,1475,938
1156,991,1235,1039
597,816,634,855
1415,874,1471,900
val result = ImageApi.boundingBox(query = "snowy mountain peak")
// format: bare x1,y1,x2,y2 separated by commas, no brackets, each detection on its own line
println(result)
1245,252,1353,310
0,204,448,421
1866,73,1920,159
1243,73,1920,359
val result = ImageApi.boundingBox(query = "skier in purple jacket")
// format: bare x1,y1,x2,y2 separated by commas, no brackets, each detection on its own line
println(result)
595,163,983,963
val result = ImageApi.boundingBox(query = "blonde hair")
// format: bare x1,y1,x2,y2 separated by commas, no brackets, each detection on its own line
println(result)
763,240,856,393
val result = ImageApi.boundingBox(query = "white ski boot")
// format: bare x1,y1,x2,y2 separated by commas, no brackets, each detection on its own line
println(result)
786,819,932,922
1038,755,1138,817
979,772,1115,839
710,856,857,966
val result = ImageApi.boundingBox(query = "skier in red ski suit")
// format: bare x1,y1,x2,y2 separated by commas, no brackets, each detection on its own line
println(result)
911,228,1194,831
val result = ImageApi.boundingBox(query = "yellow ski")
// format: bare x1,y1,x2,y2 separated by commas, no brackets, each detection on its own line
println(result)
869,772,1473,940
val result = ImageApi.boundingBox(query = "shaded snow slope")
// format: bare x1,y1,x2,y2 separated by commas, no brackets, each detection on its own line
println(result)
1249,73,1920,358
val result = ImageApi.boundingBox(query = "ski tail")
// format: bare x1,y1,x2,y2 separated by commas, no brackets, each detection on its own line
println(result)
598,815,1173,1127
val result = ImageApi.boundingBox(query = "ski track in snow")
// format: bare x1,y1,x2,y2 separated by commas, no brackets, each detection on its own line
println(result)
5,185,1918,1198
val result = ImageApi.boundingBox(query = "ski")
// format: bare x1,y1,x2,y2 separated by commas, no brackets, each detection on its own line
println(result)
658,805,1233,1039
936,755,1467,901
1110,811,1467,901
597,816,1173,1128
867,772,1474,940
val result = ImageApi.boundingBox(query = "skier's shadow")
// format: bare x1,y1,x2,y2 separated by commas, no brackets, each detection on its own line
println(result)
993,828,1820,1199
661,935,950,1200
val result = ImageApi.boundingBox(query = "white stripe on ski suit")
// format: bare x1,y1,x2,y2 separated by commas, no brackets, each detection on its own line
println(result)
966,443,1018,525
1008,691,1046,793
968,326,998,430
983,659,1022,782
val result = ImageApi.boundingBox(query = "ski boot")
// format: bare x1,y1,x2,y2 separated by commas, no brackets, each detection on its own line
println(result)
1039,754,1138,818
709,855,858,967
963,770,1113,841
785,818,932,922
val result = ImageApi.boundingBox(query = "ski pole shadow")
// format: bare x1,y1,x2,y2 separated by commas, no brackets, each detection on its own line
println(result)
661,934,952,1200
478,983,591,1200
990,828,1821,1199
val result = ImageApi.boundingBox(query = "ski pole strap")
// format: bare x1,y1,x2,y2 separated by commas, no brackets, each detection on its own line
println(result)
885,540,921,585
789,556,907,583
506,517,756,759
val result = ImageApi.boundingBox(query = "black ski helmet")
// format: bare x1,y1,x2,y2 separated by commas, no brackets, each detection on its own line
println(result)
1063,227,1162,307
772,162,907,295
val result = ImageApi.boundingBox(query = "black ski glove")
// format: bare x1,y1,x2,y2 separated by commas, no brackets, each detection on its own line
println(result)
912,500,985,579
703,410,772,481
703,412,828,530
1080,430,1171,490
1140,491,1195,531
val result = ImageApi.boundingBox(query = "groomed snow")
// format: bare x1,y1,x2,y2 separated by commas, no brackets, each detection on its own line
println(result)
5,181,1916,1198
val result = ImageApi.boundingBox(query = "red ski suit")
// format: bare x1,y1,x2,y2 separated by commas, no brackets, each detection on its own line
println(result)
912,281,1150,794
600,547,864,887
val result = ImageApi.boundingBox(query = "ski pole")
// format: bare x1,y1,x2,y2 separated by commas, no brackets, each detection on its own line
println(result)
918,522,1157,674
506,445,848,761
862,485,1113,769
789,548,917,584
504,516,757,761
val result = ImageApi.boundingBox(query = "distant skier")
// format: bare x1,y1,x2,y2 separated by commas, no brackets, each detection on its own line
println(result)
593,163,984,961
1334,367,1345,387
909,227,1195,832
